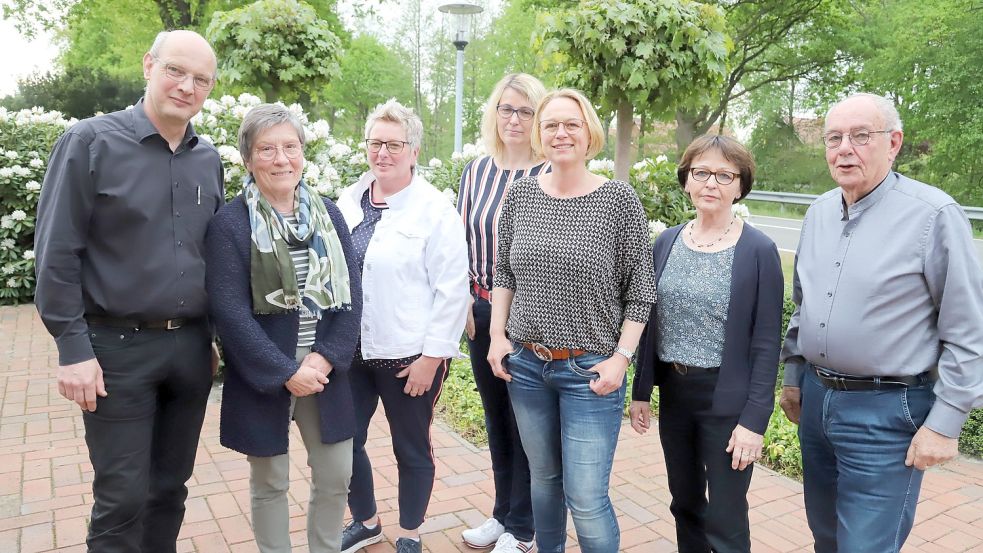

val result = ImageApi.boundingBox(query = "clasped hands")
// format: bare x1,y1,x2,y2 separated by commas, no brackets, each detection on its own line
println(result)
285,352,333,397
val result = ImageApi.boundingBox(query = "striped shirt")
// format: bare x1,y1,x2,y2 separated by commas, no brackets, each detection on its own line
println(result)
282,214,317,348
456,156,549,291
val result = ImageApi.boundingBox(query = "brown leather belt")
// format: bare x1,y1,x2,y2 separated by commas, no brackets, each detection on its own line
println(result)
670,361,720,376
86,315,203,330
521,342,586,362
471,282,492,302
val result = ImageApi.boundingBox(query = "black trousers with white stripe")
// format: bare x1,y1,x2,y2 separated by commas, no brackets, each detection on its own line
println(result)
346,353,449,530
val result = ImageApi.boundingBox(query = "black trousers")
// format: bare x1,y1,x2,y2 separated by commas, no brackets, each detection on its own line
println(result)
83,322,212,553
465,296,534,541
658,370,753,553
348,353,449,530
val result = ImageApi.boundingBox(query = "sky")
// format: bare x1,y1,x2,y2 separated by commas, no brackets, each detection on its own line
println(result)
0,19,59,97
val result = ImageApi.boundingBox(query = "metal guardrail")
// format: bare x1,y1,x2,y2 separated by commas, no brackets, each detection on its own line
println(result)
747,190,983,221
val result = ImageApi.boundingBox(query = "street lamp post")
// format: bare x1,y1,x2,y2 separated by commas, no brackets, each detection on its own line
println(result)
438,2,483,154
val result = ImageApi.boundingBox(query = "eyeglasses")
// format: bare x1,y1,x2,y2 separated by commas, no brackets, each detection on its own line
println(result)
497,104,535,121
540,118,585,136
822,129,891,149
365,139,410,154
689,168,738,185
152,55,215,91
254,143,303,161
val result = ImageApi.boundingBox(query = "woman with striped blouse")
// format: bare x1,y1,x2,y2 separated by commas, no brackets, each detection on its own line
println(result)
457,73,548,553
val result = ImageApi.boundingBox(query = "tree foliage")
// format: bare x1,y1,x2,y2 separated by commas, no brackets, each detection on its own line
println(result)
323,34,414,141
206,0,342,103
540,0,729,179
1,67,144,118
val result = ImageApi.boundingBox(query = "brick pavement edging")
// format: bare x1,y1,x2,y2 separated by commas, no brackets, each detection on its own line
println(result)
2,303,982,552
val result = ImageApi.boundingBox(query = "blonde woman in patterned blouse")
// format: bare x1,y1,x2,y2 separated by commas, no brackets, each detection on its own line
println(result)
487,88,656,553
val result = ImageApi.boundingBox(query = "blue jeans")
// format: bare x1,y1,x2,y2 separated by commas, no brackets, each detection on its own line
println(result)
506,344,625,553
799,368,935,553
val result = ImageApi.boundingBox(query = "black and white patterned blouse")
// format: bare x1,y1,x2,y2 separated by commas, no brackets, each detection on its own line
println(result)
494,176,656,355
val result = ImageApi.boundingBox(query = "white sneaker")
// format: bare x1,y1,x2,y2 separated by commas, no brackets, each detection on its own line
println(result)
462,518,505,548
491,533,534,553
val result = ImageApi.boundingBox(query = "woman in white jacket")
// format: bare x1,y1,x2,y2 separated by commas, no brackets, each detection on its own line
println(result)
336,99,469,553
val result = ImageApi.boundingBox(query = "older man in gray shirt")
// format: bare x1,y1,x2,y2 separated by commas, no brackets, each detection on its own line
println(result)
34,30,223,553
779,93,983,552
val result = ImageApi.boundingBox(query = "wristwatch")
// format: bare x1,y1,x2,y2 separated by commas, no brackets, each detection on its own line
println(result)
614,346,634,362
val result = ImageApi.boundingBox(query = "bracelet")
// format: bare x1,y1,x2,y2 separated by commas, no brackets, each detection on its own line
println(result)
614,346,634,362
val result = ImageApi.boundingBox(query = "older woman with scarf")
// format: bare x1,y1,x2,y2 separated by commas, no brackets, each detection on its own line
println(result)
205,103,362,553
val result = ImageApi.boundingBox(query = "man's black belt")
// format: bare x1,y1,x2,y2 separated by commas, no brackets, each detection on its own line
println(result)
669,361,720,376
86,315,203,330
813,366,932,391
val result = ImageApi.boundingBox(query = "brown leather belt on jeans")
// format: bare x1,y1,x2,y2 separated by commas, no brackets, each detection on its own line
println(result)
521,342,586,362
86,315,202,330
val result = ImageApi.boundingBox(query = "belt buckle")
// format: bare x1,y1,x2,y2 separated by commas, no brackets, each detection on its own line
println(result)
165,319,182,330
531,343,553,362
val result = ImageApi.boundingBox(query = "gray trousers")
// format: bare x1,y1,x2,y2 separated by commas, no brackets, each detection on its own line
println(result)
247,347,354,553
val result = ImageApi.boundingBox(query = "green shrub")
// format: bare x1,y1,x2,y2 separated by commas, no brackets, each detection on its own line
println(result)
1,67,144,119
959,407,983,457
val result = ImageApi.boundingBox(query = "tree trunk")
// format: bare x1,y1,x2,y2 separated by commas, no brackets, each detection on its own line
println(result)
674,110,699,158
638,111,647,158
614,101,633,182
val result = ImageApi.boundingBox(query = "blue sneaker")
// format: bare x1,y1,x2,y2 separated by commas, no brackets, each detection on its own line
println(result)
341,518,383,553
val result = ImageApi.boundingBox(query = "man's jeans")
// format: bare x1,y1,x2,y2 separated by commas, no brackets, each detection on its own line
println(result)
799,367,935,553
506,344,624,553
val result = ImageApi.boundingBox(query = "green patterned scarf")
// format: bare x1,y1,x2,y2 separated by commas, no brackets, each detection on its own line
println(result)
245,178,352,316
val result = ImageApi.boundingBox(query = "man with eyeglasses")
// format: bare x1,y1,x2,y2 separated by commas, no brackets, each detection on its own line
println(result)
779,93,983,552
34,30,223,553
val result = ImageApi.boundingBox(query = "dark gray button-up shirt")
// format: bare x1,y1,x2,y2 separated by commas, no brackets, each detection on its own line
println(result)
34,99,224,365
781,171,983,437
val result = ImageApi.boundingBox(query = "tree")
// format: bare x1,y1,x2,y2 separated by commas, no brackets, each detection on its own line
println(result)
323,34,414,141
1,67,144,117
206,0,342,103
674,0,853,152
541,0,729,179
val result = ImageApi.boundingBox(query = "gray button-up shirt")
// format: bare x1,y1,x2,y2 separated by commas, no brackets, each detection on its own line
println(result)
34,99,224,366
781,172,983,437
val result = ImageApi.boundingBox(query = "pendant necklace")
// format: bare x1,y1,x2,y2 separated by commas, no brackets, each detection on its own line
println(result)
688,217,736,249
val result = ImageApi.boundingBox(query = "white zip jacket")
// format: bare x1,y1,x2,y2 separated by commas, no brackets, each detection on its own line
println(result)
337,171,469,360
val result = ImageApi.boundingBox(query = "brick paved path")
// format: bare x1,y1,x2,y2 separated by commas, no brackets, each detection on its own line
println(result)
2,304,982,552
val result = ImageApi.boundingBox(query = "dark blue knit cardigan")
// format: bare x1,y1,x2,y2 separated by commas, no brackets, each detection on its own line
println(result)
205,195,363,457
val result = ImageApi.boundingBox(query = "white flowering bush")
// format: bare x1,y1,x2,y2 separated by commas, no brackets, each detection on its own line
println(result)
422,141,486,206
589,155,693,239
191,93,369,200
0,107,78,304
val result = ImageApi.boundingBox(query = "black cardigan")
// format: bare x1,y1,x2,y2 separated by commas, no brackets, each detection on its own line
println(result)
631,222,784,434
205,195,363,456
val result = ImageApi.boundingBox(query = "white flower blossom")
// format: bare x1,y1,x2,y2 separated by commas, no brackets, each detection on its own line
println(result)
648,220,668,241
732,203,751,222
6,278,16,288
0,216,12,229
328,143,352,160
311,120,332,141
22,250,34,260
428,158,443,168
450,151,464,162
238,93,261,106
0,107,8,122
232,105,250,119
322,165,340,185
217,146,243,166
305,164,322,182
29,158,44,168
656,154,668,164
2,264,15,274
202,99,221,113
633,160,648,171
14,166,31,177
348,153,366,166
0,239,14,250
198,134,214,144
0,167,13,178
221,95,236,108
25,180,41,191
5,150,19,159
10,210,27,221
190,112,203,126
441,187,457,204
587,159,615,173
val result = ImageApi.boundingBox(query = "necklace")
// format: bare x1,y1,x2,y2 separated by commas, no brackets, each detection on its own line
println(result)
687,217,736,249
